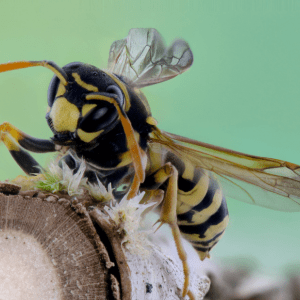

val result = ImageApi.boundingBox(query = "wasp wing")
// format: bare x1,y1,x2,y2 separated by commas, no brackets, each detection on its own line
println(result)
150,129,300,212
107,28,193,88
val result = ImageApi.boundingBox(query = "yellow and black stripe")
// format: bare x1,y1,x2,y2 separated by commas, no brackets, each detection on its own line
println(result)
143,146,229,261
174,159,229,260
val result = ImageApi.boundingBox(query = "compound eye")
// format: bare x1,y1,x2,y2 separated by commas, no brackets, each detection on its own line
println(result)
47,76,60,107
79,104,118,133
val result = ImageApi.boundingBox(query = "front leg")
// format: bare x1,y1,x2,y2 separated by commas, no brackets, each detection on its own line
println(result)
0,122,56,175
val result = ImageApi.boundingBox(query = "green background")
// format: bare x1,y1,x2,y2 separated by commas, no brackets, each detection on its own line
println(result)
1,0,300,275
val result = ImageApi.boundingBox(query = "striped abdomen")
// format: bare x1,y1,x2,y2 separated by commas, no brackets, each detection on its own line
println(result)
167,153,229,260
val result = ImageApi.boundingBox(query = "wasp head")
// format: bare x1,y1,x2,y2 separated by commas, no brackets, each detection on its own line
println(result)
46,62,125,147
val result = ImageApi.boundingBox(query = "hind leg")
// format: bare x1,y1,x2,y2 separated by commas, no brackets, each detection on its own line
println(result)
142,163,195,299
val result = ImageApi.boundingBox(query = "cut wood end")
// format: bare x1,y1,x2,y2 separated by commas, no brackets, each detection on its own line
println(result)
0,230,62,300
0,181,210,300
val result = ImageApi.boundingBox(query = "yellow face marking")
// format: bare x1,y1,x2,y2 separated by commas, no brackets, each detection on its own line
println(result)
72,73,99,92
82,104,97,117
46,106,51,113
56,82,66,97
50,97,80,132
105,71,130,111
77,128,104,143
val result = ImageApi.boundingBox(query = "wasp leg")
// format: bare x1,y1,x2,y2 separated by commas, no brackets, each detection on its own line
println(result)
143,163,194,299
0,122,56,175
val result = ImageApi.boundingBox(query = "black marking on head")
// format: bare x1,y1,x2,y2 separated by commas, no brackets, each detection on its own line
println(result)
47,75,60,107
79,103,118,133
62,62,115,91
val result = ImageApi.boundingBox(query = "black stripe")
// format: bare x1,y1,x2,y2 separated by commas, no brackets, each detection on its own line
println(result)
177,177,219,223
179,197,228,239
178,168,202,192
190,230,225,247
166,152,185,176
177,210,195,223
193,245,212,253
192,177,219,211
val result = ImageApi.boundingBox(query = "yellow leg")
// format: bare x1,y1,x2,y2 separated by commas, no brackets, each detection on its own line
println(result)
155,166,195,299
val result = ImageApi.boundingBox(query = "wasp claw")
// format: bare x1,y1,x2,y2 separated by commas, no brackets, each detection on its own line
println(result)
153,220,165,233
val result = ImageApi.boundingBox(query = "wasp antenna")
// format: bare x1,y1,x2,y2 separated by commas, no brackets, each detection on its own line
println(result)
0,60,68,86
86,93,145,192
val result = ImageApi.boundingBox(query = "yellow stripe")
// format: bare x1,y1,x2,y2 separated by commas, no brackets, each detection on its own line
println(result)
177,189,223,225
117,151,132,167
82,104,97,116
1,132,20,151
72,73,99,92
77,129,104,143
86,94,115,103
176,171,210,214
104,71,131,111
181,216,229,243
0,122,24,142
182,159,195,181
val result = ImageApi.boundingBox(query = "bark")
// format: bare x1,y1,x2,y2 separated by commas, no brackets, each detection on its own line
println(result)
0,185,210,300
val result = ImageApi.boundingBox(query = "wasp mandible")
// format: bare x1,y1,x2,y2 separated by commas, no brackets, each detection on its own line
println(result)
1,29,300,299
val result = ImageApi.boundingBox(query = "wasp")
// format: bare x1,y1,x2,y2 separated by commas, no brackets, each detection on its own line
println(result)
1,29,300,299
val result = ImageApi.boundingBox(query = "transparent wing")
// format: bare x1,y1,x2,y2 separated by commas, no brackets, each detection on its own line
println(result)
150,128,300,212
107,28,193,88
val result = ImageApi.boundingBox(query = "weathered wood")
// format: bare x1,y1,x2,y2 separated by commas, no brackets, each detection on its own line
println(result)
0,190,210,300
